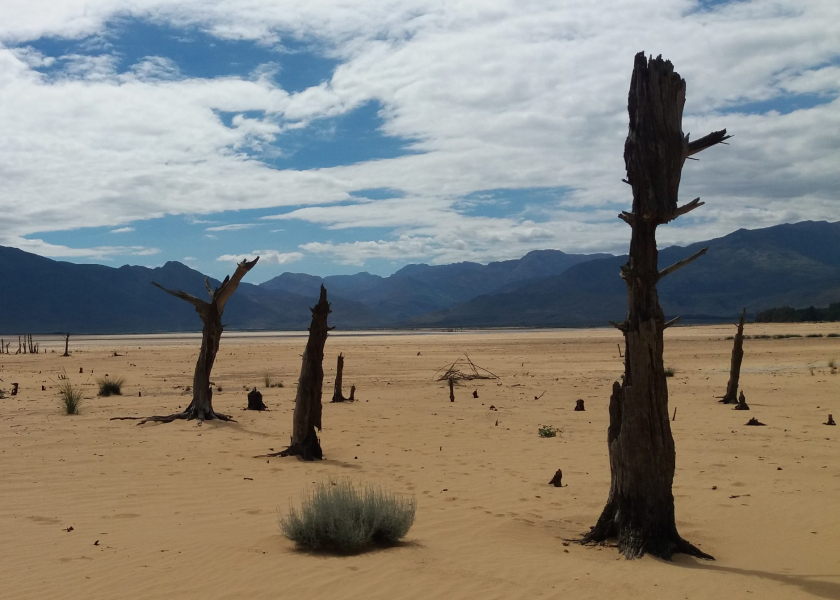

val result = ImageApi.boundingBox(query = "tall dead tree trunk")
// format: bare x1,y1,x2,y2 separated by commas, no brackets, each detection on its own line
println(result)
63,334,70,357
721,308,746,404
331,353,355,402
581,53,729,560
112,258,259,425
272,285,332,460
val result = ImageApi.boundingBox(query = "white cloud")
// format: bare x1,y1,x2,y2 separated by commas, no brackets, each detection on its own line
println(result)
205,223,257,232
216,249,304,265
109,226,135,233
0,0,837,268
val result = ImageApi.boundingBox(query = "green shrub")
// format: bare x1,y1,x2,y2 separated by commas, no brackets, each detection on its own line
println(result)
97,376,125,396
59,382,83,414
281,480,415,553
664,367,676,377
538,425,559,438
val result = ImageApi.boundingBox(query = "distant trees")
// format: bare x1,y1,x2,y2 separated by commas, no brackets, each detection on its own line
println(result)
755,303,840,323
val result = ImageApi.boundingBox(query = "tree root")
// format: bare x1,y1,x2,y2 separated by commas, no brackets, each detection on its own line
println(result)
110,408,235,425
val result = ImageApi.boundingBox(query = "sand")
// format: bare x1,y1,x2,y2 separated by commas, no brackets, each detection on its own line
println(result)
1,324,839,599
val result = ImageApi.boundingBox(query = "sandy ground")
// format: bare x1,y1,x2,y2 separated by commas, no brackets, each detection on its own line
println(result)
1,324,839,600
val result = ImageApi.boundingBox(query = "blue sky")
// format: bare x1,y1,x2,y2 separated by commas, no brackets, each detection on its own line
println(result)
0,1,837,283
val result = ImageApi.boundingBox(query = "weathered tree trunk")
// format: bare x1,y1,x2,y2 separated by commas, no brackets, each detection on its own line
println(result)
449,378,455,402
247,387,266,411
721,308,746,404
574,399,585,411
331,353,355,402
278,285,332,460
734,390,750,411
112,258,258,425
63,334,70,357
581,53,729,561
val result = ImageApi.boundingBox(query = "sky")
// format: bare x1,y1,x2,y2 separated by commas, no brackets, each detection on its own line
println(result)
0,0,837,282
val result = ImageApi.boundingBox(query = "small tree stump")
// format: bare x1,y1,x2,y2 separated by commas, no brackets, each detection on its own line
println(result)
826,414,836,426
574,399,585,411
247,387,266,411
734,390,750,411
11,383,19,396
473,390,479,398
449,378,455,402
746,417,765,426
549,469,563,487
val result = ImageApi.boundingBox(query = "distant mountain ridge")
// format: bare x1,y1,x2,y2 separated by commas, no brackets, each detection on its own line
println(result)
0,221,837,334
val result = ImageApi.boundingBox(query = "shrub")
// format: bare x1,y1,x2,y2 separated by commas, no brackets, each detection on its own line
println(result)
59,382,83,414
806,333,824,338
827,333,840,338
664,367,676,377
97,376,125,396
262,372,273,388
281,480,415,553
538,425,559,438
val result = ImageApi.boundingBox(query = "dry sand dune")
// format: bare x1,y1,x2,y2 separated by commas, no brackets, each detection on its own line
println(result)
1,325,839,599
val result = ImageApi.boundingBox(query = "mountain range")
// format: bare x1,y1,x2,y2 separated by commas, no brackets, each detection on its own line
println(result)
0,221,837,334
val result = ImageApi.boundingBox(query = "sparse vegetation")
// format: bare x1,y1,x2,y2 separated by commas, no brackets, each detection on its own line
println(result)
806,333,824,338
538,425,559,438
827,333,840,338
263,372,273,387
97,376,125,396
280,480,415,553
56,367,68,381
664,367,676,377
59,382,83,414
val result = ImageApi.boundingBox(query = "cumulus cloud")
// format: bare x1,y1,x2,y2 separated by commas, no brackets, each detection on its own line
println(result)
0,0,837,268
216,249,304,264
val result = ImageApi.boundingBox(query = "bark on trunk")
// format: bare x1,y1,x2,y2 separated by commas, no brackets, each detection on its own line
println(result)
331,353,354,402
112,258,258,425
63,334,70,357
581,53,728,561
280,285,332,460
721,308,746,404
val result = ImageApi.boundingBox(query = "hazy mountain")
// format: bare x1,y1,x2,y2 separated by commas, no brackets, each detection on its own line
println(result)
413,221,840,327
1,221,836,334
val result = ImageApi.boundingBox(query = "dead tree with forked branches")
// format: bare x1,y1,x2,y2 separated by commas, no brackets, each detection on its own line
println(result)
580,53,729,561
112,257,258,425
720,308,746,404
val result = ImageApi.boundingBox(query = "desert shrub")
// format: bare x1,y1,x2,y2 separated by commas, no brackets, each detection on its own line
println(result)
59,382,83,414
280,480,415,553
664,367,676,377
262,372,273,387
806,333,824,338
753,334,771,339
538,425,559,438
827,333,840,338
97,376,125,396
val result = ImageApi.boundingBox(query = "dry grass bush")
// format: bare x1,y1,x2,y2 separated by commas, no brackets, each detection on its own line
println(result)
280,480,415,553
59,382,83,414
97,376,125,396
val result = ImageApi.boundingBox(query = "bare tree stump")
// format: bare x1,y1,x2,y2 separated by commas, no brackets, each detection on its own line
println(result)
721,308,746,404
63,333,70,357
247,387,266,411
734,390,750,411
11,383,19,396
580,53,728,561
746,417,765,426
261,285,332,461
112,258,258,425
473,390,479,398
331,353,354,402
825,414,836,426
574,399,585,411
549,469,563,487
449,377,455,402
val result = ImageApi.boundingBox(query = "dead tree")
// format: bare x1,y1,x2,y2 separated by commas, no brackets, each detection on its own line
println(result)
62,334,70,357
721,308,746,404
247,387,266,411
580,53,729,561
113,258,258,424
331,353,355,402
262,285,332,460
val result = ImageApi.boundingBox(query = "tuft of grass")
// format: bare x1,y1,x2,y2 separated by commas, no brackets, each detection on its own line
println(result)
538,425,559,438
97,376,125,397
664,367,676,377
56,367,68,381
280,480,415,553
59,381,83,414
262,372,273,388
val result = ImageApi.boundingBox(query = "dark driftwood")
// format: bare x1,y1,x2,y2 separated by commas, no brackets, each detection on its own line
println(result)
824,414,835,426
574,399,585,411
449,378,455,402
549,469,563,487
247,387,266,411
262,285,331,461
331,353,355,402
746,417,765,426
112,258,258,425
734,391,750,411
722,308,747,404
581,53,728,561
